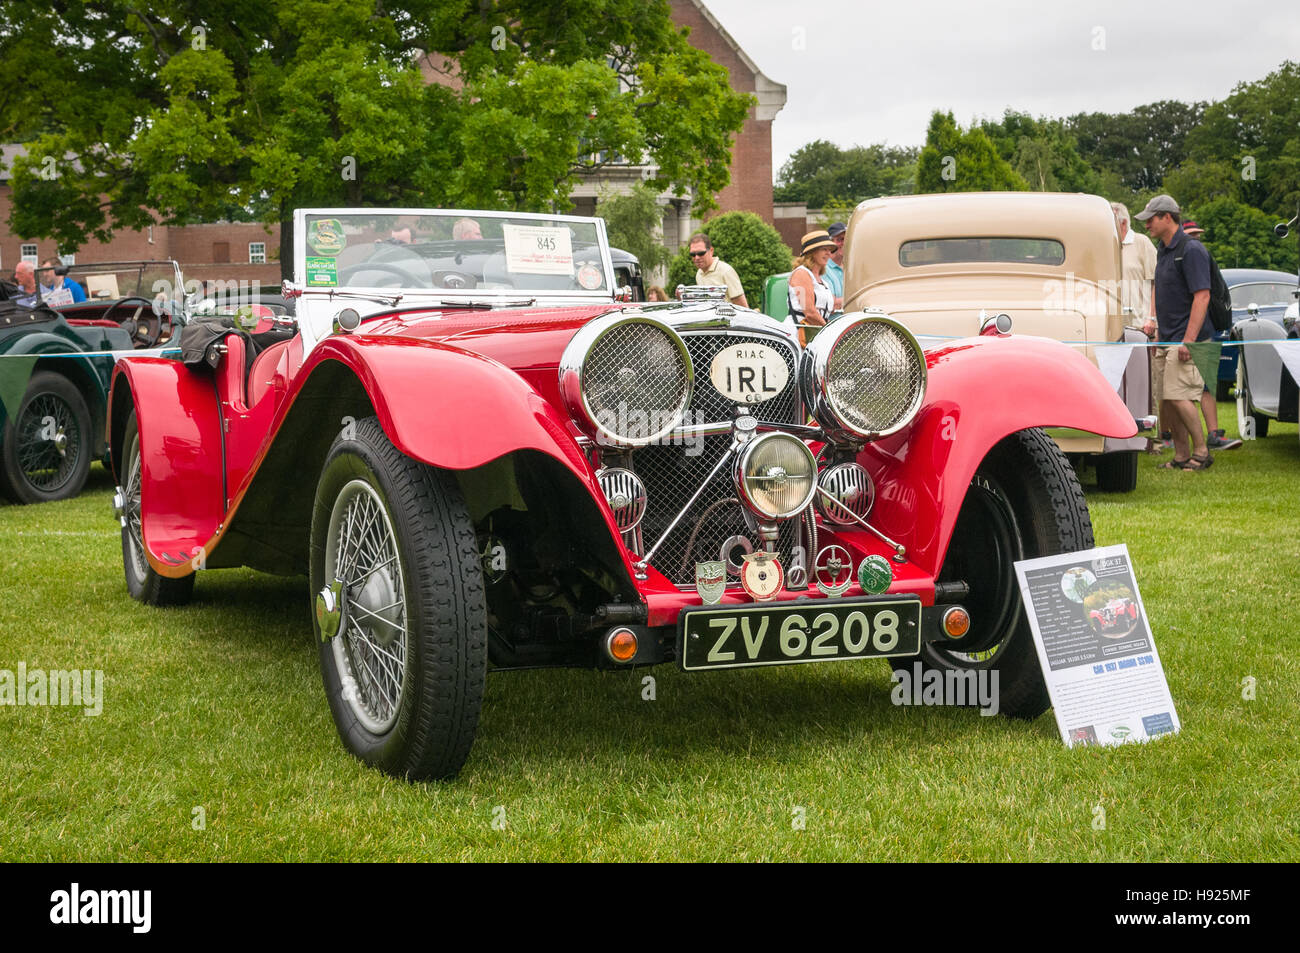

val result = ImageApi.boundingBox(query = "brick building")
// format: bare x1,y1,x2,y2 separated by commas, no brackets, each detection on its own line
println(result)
1,145,281,291
3,1,796,279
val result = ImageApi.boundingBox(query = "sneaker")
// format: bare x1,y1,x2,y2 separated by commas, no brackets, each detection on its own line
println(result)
1206,429,1243,451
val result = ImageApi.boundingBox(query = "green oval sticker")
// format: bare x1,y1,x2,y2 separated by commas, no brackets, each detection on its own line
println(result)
858,554,892,594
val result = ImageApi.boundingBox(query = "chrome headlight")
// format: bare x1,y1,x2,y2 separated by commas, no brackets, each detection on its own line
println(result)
735,432,817,520
801,312,926,442
559,314,693,446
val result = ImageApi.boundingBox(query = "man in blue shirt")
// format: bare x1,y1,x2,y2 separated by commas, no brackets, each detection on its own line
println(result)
824,221,846,312
39,257,87,304
1137,194,1213,470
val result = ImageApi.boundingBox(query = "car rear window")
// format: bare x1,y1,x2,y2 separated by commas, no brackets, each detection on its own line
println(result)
899,238,1066,267
1229,282,1299,309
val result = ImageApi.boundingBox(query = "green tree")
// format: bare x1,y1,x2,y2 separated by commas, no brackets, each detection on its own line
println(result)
1068,100,1205,193
774,140,917,207
916,111,1028,193
666,212,792,304
1185,197,1295,271
596,183,671,273
1,0,752,275
1185,61,1300,212
979,110,1103,194
1161,160,1242,210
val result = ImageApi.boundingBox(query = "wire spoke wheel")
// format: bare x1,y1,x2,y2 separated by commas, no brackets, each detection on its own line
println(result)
1,371,92,504
893,428,1093,718
326,479,408,735
118,411,195,605
312,416,486,781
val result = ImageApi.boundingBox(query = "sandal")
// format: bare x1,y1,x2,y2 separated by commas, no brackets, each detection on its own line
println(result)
1157,459,1190,469
1182,452,1213,471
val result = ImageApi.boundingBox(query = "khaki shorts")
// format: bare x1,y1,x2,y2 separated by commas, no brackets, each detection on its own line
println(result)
1156,345,1204,402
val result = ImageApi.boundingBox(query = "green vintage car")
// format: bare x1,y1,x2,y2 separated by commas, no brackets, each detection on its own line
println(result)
0,261,187,503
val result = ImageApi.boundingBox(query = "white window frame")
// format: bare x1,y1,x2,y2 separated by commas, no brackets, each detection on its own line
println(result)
249,242,266,264
21,243,38,264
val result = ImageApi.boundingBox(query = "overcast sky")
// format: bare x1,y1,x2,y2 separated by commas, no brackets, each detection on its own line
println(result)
703,0,1300,179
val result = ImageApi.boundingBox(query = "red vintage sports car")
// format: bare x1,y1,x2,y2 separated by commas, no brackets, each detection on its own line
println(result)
108,208,1137,780
1090,596,1139,633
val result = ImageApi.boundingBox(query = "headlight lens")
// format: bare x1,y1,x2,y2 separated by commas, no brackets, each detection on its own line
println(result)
802,312,926,440
735,432,817,520
559,314,693,446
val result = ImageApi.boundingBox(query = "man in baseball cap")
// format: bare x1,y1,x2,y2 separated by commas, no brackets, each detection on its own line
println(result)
1135,194,1181,222
1139,194,1216,469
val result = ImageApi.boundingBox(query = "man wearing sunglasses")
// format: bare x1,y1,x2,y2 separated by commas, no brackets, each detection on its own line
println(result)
687,233,747,307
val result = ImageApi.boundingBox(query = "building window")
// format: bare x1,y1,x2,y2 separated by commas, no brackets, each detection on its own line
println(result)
249,242,266,264
21,243,38,264
213,241,230,263
60,254,75,266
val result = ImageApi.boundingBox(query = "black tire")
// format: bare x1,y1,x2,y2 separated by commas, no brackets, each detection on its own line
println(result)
310,416,486,781
1215,379,1231,402
0,370,92,503
120,412,195,605
894,428,1093,719
1094,449,1137,493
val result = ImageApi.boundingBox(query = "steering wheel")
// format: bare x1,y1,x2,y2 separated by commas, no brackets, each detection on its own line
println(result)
101,296,163,348
337,261,426,288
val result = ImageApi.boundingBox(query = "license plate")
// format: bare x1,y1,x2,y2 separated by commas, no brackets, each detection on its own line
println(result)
679,598,922,672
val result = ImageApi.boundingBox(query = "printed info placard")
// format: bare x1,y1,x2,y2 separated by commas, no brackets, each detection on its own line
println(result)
1014,543,1179,748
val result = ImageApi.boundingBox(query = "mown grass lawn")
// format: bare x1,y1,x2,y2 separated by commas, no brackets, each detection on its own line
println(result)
1,409,1297,862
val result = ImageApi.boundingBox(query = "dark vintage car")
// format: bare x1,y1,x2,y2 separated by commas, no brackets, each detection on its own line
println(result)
1213,268,1300,400
0,261,187,503
109,208,1136,781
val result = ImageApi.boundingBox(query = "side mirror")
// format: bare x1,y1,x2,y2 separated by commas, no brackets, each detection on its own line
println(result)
979,312,1013,337
333,308,361,334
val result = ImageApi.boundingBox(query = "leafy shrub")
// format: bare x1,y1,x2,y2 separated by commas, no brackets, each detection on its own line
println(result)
666,211,793,304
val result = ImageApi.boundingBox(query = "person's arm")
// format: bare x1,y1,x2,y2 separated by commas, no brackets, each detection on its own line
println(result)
725,265,747,307
1180,290,1210,361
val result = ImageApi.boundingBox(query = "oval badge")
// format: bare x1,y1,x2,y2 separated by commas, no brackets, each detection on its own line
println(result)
709,345,789,405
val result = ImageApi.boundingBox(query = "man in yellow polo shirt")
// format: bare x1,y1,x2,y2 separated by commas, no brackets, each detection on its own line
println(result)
688,232,747,307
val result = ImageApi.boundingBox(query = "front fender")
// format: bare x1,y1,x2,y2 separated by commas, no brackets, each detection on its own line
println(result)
861,335,1136,577
108,357,225,572
204,334,625,578
308,335,592,476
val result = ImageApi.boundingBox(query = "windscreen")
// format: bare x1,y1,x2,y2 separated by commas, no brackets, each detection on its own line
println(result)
301,212,611,295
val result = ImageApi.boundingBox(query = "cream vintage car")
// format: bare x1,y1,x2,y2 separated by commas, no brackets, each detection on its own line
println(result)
843,192,1149,492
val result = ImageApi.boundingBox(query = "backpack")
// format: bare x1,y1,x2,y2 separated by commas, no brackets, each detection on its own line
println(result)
1206,254,1233,333
1174,239,1233,333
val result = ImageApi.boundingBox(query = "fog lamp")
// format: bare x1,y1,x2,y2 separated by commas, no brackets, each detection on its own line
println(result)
735,432,817,520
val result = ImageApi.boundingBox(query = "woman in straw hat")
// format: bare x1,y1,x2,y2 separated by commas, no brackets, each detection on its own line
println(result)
787,230,837,344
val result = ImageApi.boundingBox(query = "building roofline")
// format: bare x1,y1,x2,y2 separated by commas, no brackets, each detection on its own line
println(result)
685,0,786,121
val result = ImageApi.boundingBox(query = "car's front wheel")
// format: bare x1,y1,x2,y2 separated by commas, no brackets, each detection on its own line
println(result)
893,428,1092,719
119,412,195,605
0,370,92,504
310,416,486,781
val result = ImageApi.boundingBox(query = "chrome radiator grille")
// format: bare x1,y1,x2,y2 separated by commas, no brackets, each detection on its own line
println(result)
630,330,802,587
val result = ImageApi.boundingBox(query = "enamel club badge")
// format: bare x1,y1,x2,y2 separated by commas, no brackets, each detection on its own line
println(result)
741,551,784,602
813,545,853,597
695,560,727,605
